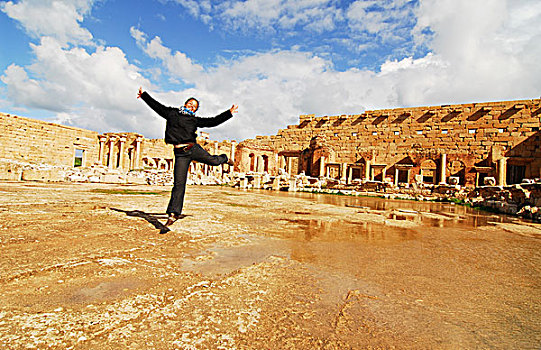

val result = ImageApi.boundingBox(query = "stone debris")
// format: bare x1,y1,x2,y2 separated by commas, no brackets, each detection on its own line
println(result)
1,156,540,221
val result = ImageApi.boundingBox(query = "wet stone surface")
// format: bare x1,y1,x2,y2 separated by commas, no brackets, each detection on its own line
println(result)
0,181,540,349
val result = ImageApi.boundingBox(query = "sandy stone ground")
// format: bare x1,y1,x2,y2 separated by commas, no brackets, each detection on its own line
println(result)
0,181,539,349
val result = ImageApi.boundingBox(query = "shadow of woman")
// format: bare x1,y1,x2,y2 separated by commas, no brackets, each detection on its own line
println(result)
109,208,188,234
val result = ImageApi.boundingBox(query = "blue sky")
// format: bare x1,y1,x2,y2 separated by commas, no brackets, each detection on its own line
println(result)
1,0,540,141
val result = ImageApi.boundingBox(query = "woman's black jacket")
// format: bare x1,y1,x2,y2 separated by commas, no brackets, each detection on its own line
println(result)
141,91,233,144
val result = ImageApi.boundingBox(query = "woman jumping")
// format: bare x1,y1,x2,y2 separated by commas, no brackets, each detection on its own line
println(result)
137,87,237,227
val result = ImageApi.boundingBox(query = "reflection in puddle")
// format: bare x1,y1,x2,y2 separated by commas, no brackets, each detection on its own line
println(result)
185,189,527,280
279,218,417,243
262,189,520,228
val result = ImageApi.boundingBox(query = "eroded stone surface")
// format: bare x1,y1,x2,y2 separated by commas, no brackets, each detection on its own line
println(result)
0,182,539,349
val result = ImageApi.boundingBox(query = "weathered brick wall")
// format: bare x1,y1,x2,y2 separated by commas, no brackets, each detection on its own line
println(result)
237,99,541,185
0,113,99,167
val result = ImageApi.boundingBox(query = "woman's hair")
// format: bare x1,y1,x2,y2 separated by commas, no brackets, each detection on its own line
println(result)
184,97,199,111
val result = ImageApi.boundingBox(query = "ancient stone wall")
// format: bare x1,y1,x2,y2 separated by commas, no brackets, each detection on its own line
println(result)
237,99,541,187
0,113,100,168
0,113,233,181
2,98,539,187
139,138,173,170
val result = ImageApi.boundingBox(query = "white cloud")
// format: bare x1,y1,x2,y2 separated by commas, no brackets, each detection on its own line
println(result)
130,27,204,84
1,0,95,46
173,0,342,33
346,0,415,42
1,36,162,136
412,0,541,103
2,0,540,145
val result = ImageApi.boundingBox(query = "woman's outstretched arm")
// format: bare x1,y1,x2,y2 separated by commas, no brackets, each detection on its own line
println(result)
137,87,171,120
196,105,238,128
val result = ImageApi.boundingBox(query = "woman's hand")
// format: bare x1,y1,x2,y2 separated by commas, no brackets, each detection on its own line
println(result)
137,87,143,99
230,104,238,114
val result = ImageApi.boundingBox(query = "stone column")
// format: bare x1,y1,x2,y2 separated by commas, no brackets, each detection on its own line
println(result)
230,141,237,162
256,156,262,173
118,137,127,170
135,137,142,169
108,137,116,169
287,157,292,174
440,153,447,184
498,157,507,186
98,136,107,165
319,156,326,177
394,168,399,186
272,176,280,191
382,167,387,182
253,174,262,189
365,160,371,181
348,166,353,184
289,178,297,192
341,163,347,183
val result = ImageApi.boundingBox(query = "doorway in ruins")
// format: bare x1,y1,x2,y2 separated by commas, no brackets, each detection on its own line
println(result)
249,153,255,172
286,156,299,175
420,159,437,184
397,169,408,183
326,164,340,179
447,160,466,185
279,151,301,175
350,166,362,182
74,149,84,167
507,164,526,184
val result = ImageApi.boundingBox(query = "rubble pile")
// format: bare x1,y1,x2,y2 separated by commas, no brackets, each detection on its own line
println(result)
468,182,541,221
229,168,541,222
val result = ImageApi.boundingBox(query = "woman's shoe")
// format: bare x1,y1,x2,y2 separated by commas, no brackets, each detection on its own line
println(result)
165,213,180,226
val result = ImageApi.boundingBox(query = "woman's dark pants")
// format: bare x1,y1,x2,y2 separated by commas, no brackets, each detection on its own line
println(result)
166,143,228,216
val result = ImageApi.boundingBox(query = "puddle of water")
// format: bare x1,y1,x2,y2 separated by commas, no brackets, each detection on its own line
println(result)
182,238,289,277
256,189,520,229
278,218,417,243
181,219,417,278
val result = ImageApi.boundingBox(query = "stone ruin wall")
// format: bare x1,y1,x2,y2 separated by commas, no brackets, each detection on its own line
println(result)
1,97,540,188
0,113,100,180
0,113,235,182
236,98,541,187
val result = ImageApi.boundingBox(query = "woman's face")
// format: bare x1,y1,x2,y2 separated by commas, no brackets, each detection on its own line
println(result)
184,99,199,113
